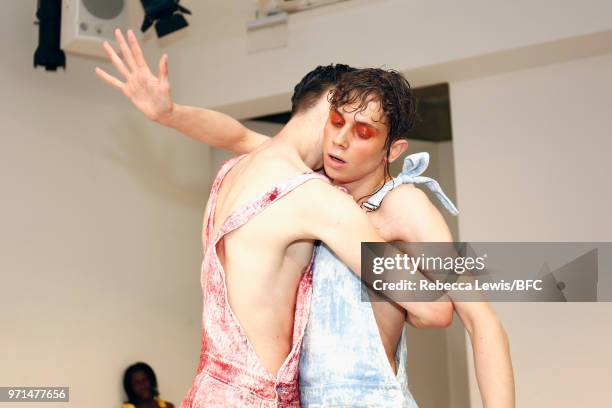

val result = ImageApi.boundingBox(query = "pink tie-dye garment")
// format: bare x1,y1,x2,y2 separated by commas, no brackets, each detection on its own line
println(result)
181,155,329,407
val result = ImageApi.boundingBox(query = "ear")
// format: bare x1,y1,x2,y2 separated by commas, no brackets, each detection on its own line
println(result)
387,139,408,163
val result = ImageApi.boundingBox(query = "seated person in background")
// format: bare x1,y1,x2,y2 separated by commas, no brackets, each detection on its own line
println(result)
122,362,175,408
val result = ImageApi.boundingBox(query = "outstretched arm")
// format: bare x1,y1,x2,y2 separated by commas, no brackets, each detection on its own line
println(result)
95,29,269,154
385,186,515,408
156,104,269,154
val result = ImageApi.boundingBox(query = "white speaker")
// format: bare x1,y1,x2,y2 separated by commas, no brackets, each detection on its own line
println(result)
61,0,128,58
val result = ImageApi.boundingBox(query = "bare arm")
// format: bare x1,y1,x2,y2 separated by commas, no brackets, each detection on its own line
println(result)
157,104,269,154
386,186,515,408
296,182,440,316
454,302,514,408
298,182,385,271
95,29,269,154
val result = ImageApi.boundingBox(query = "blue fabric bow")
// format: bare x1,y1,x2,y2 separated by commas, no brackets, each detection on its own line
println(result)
362,152,459,215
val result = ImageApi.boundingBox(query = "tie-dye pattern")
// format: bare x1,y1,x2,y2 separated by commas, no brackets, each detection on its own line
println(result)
300,152,459,407
299,243,419,408
181,155,329,407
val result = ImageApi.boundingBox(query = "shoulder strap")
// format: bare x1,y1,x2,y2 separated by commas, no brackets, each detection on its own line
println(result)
213,171,329,246
362,152,459,215
202,154,247,248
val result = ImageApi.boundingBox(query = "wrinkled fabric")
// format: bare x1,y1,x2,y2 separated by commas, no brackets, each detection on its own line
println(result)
299,243,419,408
182,155,329,408
300,152,459,407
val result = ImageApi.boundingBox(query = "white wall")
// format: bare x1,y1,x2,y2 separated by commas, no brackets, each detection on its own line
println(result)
0,2,212,407
172,0,612,117
4,1,612,407
450,52,612,407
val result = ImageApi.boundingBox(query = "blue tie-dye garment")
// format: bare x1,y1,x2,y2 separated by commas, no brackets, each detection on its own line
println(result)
299,152,458,407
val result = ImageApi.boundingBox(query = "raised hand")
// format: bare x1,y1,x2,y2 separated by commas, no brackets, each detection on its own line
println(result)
95,29,174,123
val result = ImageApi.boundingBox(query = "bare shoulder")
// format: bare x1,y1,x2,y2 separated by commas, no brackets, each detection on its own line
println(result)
286,178,364,238
249,149,303,174
379,184,450,242
380,183,433,216
291,177,356,212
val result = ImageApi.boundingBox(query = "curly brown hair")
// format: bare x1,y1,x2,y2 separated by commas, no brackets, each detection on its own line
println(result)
329,68,419,149
329,68,420,207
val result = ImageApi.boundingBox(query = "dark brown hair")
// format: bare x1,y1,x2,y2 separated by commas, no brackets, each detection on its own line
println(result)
329,68,420,207
329,68,419,150
291,64,357,116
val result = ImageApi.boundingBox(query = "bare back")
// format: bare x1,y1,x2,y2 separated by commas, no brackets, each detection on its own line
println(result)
209,147,324,376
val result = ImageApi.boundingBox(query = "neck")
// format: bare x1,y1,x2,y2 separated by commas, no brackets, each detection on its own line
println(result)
268,104,328,170
134,397,156,407
334,164,390,207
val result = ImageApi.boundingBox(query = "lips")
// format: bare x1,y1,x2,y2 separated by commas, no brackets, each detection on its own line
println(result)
328,154,346,163
325,153,347,170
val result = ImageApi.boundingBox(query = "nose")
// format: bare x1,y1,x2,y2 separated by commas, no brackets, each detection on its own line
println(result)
332,126,349,149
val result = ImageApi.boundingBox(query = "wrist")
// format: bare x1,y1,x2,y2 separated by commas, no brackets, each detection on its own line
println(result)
156,102,178,126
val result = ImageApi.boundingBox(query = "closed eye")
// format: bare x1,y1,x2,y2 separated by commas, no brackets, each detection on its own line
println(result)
355,123,374,139
330,111,345,127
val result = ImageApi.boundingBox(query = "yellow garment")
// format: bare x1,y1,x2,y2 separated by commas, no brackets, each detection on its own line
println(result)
122,397,167,408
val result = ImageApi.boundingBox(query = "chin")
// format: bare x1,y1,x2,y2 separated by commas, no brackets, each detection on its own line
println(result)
323,167,352,184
